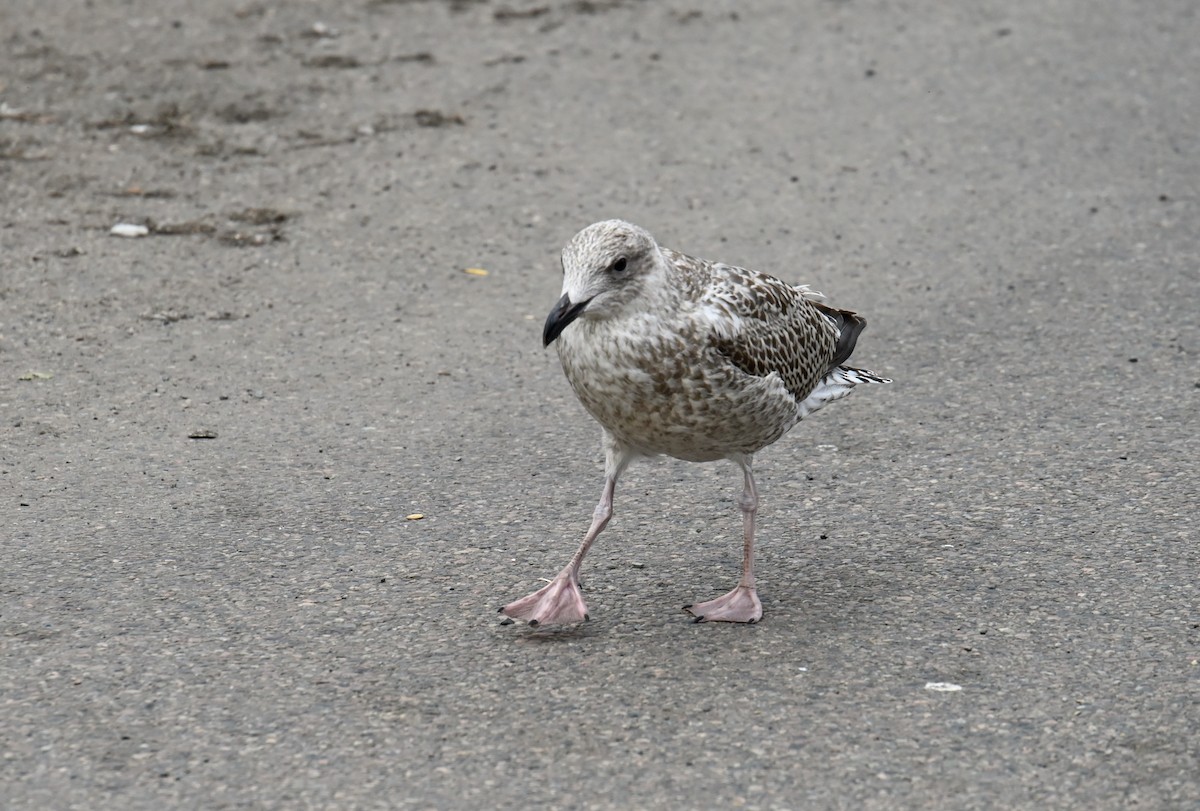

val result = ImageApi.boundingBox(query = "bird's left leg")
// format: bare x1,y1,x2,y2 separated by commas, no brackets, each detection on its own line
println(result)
500,437,632,626
685,457,764,623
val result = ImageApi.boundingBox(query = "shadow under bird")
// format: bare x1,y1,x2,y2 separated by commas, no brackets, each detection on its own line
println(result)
501,219,890,626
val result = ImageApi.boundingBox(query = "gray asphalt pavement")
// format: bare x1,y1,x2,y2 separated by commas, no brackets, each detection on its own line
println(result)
2,1,1197,809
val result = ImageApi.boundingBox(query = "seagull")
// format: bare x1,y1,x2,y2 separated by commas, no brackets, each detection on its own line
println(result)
501,220,889,625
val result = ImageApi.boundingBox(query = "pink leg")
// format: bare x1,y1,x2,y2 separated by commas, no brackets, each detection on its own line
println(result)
501,439,631,626
685,458,763,623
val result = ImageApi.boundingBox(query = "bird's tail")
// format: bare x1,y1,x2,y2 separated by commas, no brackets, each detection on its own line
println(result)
833,365,891,385
796,365,891,419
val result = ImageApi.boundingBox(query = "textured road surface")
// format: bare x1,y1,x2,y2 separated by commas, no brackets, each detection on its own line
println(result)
2,1,1197,809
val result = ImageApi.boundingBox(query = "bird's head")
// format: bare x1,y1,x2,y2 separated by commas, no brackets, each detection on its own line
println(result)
543,219,661,346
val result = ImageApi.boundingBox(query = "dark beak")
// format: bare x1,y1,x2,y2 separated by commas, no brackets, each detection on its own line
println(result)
543,293,590,347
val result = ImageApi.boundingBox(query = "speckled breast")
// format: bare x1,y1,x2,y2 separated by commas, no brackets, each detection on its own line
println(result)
556,318,799,462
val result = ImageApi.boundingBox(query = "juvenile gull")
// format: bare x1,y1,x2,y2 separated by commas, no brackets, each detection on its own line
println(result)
501,220,890,625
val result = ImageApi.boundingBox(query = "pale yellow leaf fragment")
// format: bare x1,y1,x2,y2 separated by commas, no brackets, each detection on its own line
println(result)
406,513,425,520
463,267,489,277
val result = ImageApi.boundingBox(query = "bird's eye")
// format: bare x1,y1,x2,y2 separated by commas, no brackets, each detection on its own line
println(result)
611,257,628,273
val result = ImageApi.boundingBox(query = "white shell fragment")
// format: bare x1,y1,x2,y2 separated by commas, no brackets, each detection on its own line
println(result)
110,223,150,238
924,682,964,692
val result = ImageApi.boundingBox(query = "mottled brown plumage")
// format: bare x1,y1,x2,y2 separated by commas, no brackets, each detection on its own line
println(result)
501,220,889,626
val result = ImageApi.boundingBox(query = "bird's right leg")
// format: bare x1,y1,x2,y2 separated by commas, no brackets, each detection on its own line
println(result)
500,440,631,626
685,457,764,623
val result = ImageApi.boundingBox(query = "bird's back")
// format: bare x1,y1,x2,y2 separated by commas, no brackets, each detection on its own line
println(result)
677,251,844,408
